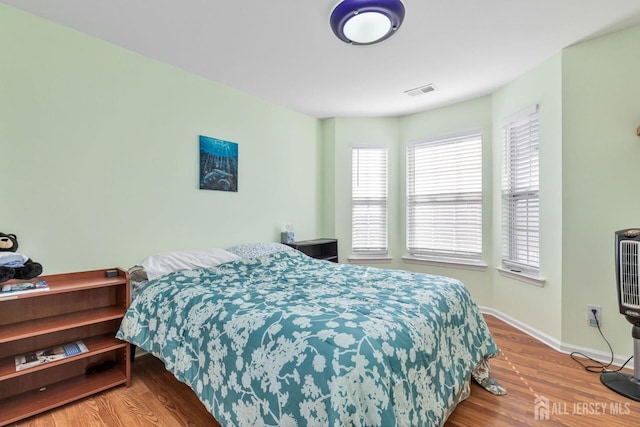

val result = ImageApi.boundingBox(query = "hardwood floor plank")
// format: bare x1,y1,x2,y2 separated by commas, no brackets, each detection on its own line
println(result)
446,314,640,426
103,389,163,426
12,314,640,426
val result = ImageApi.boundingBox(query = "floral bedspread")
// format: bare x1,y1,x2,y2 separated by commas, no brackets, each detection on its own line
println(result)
116,250,499,426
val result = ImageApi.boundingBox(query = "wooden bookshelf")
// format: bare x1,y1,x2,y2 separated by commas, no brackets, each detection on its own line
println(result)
0,268,131,426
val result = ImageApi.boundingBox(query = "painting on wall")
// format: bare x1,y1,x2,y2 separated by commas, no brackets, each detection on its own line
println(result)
199,135,238,192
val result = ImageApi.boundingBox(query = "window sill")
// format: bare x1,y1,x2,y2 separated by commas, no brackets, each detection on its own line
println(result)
496,267,545,287
348,255,393,265
401,256,487,271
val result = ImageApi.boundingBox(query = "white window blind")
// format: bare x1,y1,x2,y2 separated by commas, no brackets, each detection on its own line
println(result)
502,106,540,274
352,146,388,255
407,131,482,261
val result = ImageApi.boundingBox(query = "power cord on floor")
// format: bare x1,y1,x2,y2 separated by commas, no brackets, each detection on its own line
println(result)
570,308,634,373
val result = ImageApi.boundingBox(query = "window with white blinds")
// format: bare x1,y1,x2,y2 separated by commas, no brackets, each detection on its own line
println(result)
352,146,388,255
407,131,482,261
501,106,540,275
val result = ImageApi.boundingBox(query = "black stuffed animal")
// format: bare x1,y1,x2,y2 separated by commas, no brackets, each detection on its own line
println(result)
0,233,43,282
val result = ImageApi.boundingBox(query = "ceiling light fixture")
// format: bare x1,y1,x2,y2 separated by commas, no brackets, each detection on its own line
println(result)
330,0,405,46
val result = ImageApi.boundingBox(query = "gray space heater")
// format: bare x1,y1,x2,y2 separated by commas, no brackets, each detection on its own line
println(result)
601,229,640,400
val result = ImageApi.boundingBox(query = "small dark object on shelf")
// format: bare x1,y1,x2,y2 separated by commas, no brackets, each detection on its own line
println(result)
105,269,118,277
86,360,116,375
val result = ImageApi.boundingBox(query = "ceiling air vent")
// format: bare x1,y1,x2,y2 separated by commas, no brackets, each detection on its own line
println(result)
405,84,436,97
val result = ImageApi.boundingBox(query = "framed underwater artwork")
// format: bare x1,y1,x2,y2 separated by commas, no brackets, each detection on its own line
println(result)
199,135,238,192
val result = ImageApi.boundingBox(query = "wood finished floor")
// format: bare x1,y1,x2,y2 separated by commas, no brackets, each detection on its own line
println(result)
12,314,640,426
445,315,640,426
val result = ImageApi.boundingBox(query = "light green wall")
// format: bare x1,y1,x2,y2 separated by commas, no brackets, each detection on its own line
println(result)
325,27,640,356
321,119,336,239
1,5,322,274
491,54,564,339
324,118,401,264
399,96,494,306
561,25,640,355
324,97,495,306
5,3,640,357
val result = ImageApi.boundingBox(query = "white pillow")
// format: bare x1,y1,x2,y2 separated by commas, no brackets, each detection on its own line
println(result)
140,248,241,280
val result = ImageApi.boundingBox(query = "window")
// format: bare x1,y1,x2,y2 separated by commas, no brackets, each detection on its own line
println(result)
501,106,540,275
352,146,388,256
407,131,482,262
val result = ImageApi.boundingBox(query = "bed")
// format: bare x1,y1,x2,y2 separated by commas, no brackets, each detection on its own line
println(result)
116,243,503,426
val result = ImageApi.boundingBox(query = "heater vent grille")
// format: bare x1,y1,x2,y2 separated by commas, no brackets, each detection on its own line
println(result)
620,240,640,309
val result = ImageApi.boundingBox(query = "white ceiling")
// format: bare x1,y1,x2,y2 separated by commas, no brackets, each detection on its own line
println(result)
4,1,640,119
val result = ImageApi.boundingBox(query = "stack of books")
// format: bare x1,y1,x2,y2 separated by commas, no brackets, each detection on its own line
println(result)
0,280,48,299
15,340,89,371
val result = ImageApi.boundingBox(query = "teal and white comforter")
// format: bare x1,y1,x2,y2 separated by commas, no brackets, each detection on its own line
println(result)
117,250,498,426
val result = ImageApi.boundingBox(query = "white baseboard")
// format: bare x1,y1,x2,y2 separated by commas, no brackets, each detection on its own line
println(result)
479,306,632,369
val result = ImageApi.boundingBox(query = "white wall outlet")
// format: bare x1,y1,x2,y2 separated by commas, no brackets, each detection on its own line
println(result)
587,304,602,327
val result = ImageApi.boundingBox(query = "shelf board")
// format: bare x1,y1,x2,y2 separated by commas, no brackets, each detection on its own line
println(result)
0,269,127,300
0,335,127,381
0,306,126,343
0,367,127,426
46,276,126,293
0,268,131,426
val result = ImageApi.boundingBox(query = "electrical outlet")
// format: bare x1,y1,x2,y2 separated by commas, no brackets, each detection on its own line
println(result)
587,305,602,327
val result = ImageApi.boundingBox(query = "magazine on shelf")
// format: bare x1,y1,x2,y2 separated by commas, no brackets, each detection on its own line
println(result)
0,280,48,297
15,340,89,371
